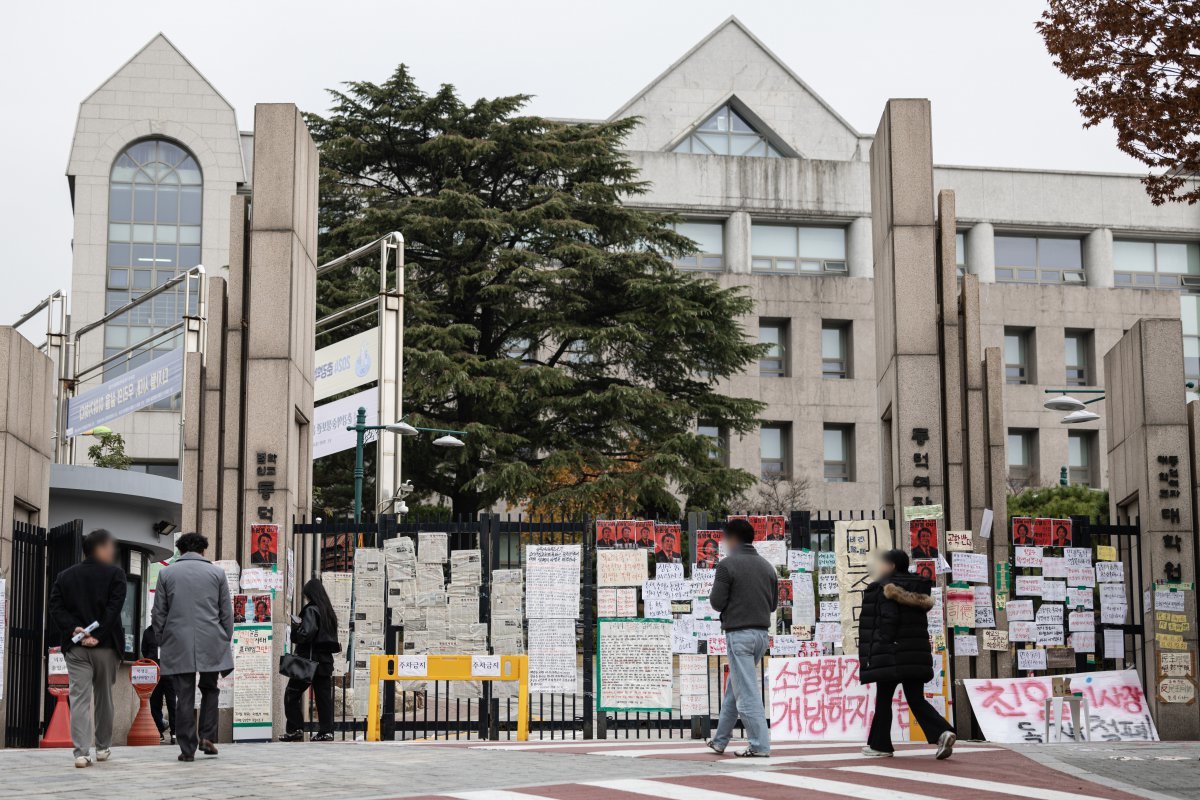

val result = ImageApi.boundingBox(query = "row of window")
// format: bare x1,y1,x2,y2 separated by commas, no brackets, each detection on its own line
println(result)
1004,328,1094,386
1009,429,1096,488
673,222,847,274
699,423,857,483
759,319,851,379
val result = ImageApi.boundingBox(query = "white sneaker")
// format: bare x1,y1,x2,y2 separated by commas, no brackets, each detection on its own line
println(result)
74,756,90,768
860,746,893,757
95,749,111,762
935,731,956,760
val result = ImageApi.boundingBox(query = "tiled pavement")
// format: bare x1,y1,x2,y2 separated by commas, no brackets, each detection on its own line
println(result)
0,738,1190,800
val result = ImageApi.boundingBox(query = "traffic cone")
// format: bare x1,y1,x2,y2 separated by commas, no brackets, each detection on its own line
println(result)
41,688,72,748
127,659,162,746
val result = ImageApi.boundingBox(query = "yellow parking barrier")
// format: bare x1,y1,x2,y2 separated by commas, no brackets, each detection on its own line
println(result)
366,654,529,742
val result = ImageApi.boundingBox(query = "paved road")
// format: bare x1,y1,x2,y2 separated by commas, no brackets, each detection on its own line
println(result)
0,737,1187,800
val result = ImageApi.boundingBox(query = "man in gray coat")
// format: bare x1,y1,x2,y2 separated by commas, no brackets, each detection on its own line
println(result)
152,532,234,762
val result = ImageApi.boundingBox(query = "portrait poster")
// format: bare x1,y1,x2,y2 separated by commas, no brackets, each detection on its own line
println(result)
833,519,892,654
598,619,673,712
653,523,683,564
633,520,656,550
694,530,722,569
1051,518,1073,547
595,520,618,549
249,523,278,567
1011,516,1034,546
232,594,248,624
914,559,936,582
251,594,272,623
765,515,788,541
614,520,637,549
909,519,939,560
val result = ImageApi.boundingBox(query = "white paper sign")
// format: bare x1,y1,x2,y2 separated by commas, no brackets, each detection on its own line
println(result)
1096,562,1124,583
471,655,501,677
1042,580,1067,603
1068,611,1095,632
1014,547,1043,569
597,549,648,588
788,550,815,573
395,655,428,676
1104,629,1125,661
1155,590,1185,612
1064,548,1092,567
1006,599,1034,620
1009,621,1037,642
1015,576,1043,597
973,586,995,629
1017,648,1047,671
979,508,994,540
526,545,582,618
955,634,979,656
815,622,843,644
819,600,841,623
528,618,577,693
817,573,840,597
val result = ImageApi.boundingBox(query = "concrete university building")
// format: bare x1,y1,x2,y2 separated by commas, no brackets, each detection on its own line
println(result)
59,22,1197,518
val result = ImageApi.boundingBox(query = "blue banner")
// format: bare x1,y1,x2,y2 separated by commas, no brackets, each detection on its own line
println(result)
66,349,185,437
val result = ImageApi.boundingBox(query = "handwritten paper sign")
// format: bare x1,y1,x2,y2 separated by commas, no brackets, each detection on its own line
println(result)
598,619,672,711
1155,590,1186,612
818,573,840,597
819,600,841,623
952,552,988,583
981,629,1009,651
598,588,616,617
1017,648,1047,671
616,588,637,617
788,550,815,573
1006,599,1034,621
1042,557,1066,579
974,586,996,628
671,616,697,654
526,544,581,618
946,530,973,552
834,519,892,654
1010,621,1036,642
815,622,843,644
1097,545,1117,562
1042,580,1067,603
769,657,907,741
529,618,577,693
644,597,671,620
964,670,1157,742
130,663,159,685
1096,562,1124,583
793,575,816,627
232,624,273,740
945,585,975,629
1015,576,1043,597
955,634,979,656
1014,547,1043,569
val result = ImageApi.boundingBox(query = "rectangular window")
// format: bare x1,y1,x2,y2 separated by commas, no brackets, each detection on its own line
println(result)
1064,329,1092,386
823,424,854,483
955,232,966,277
751,224,847,274
673,221,724,271
821,321,851,379
1068,431,1095,487
994,235,1085,285
1114,239,1200,288
697,423,728,466
760,424,790,478
1007,429,1037,488
1004,327,1034,384
1183,295,1200,396
759,320,789,378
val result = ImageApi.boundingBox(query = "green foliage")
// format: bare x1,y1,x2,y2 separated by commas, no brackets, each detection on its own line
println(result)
87,432,131,471
1007,484,1109,524
306,66,766,516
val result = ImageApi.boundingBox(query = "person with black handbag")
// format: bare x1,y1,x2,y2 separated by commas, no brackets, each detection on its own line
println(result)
280,578,341,742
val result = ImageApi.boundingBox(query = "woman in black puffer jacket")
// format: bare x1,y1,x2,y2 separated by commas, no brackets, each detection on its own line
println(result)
857,549,956,759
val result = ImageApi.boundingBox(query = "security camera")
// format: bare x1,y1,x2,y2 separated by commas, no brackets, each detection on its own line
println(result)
395,500,409,515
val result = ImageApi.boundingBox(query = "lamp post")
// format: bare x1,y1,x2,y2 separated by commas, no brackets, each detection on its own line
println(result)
346,406,466,524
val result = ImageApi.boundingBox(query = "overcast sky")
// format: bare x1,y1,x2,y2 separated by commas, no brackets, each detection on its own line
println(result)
0,0,1144,325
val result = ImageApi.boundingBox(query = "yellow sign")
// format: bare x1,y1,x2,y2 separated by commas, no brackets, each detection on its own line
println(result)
1157,612,1191,634
1096,545,1117,562
1157,633,1188,651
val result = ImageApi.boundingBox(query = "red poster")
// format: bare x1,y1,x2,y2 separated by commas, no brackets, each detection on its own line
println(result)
1011,516,1034,545
634,520,656,549
232,594,248,623
249,523,278,566
749,515,768,542
1051,518,1072,547
1033,518,1053,547
654,523,682,564
909,519,939,560
695,530,722,568
596,520,617,549
914,559,936,582
765,515,788,541
778,579,794,606
614,520,636,549
251,594,272,623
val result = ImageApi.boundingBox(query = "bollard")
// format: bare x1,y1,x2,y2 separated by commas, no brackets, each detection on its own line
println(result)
127,659,162,745
41,647,71,748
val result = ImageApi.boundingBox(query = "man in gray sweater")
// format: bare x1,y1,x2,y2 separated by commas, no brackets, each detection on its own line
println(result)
707,518,777,757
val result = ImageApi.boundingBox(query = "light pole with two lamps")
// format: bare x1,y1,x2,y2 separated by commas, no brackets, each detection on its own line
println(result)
346,406,465,524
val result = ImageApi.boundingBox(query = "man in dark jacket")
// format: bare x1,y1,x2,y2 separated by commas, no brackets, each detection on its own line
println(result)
706,518,777,757
141,623,176,743
857,548,955,759
47,529,127,768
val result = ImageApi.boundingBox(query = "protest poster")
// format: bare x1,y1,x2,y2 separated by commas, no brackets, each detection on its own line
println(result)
528,618,577,693
633,520,656,550
616,588,637,617
1097,545,1117,562
819,600,840,623
1035,603,1064,625
597,588,616,617
1068,611,1095,632
706,635,727,655
232,623,272,740
680,693,709,717
595,520,618,549
973,586,995,628
644,598,670,620
1010,621,1036,642
946,530,973,552
692,596,716,620
1104,629,1125,661
945,585,975,629
671,616,697,654
1036,624,1065,646
525,544,581,617
778,580,794,608
251,594,272,623
1042,557,1066,579
613,521,637,549
753,540,786,567
1011,516,1034,545
1042,580,1067,603
815,622,843,644
1014,547,1043,569
1064,547,1091,567
1051,519,1073,547
1015,576,1043,597
914,559,936,582
768,656,907,741
765,515,788,541
955,634,979,656
1071,631,1096,653
788,550,815,573
596,548,648,588
233,594,248,624
951,552,988,584
834,519,892,654
982,629,1009,651
1046,647,1077,669
1018,648,1047,671
793,576,816,627
248,524,278,566
771,634,799,656
817,573,840,597
1096,562,1124,583
1155,590,1186,612
817,551,837,570
690,568,715,597
909,518,939,560
694,530,722,568
1033,518,1053,547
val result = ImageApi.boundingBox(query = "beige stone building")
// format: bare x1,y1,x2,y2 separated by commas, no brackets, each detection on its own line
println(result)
62,22,1198,515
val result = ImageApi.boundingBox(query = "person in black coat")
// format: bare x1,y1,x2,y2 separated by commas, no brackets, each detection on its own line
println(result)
280,578,341,742
857,548,956,759
141,624,176,743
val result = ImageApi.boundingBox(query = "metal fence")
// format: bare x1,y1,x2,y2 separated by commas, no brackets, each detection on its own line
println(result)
5,522,47,748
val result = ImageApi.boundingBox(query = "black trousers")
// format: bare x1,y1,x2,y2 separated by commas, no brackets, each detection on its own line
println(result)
868,678,953,753
170,672,219,757
284,671,334,735
149,678,176,735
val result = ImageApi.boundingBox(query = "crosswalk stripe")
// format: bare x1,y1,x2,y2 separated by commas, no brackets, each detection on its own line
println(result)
723,745,1000,766
734,770,947,800
446,791,557,800
584,742,896,757
582,778,755,800
839,765,1108,800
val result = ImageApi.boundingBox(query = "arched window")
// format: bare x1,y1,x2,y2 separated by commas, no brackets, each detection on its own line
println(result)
105,139,202,379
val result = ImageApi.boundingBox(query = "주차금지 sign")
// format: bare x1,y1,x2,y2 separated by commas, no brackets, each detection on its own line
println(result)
66,349,184,437
312,388,378,459
314,328,378,402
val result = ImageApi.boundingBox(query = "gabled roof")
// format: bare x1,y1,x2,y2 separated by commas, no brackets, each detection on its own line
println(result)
610,16,861,141
79,32,236,113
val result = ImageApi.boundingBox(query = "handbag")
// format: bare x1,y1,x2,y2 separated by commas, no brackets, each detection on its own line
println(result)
279,651,317,682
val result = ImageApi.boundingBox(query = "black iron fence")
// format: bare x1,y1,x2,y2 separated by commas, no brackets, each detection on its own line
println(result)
5,521,47,748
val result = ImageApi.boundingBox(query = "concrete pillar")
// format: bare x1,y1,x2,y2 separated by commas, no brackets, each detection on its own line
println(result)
847,216,873,279
965,222,995,283
1084,227,1114,288
725,211,752,274
937,191,966,531
1105,318,1199,738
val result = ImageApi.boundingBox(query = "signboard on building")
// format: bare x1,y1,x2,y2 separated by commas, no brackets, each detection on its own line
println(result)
314,328,378,402
66,348,184,436
312,388,378,459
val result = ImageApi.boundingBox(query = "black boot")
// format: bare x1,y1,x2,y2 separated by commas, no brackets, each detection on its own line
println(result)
278,730,305,742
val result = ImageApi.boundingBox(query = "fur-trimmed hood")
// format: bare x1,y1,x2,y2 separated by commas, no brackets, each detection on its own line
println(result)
883,582,934,611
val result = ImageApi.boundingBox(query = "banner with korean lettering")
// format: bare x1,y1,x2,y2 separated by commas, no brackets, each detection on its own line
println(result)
66,349,184,436
314,328,378,402
833,520,892,654
312,388,378,459
963,670,1158,743
768,656,907,741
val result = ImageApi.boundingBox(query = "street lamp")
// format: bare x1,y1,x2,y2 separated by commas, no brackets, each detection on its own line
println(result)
346,407,467,523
